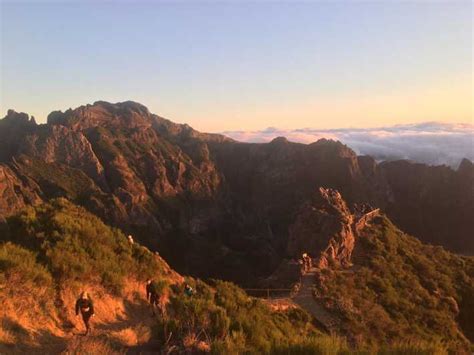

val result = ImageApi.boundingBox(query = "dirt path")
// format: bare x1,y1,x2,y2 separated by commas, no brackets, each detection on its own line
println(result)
292,268,340,332
43,288,163,354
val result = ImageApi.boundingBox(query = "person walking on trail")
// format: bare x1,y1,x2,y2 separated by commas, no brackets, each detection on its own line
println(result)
146,279,161,316
302,253,312,273
75,291,95,335
184,283,194,297
306,253,313,271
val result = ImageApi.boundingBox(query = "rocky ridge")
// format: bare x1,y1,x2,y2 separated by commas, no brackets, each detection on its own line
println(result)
0,101,472,284
289,187,380,269
267,187,379,287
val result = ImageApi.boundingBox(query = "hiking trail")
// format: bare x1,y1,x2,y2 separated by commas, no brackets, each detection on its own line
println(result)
292,268,340,333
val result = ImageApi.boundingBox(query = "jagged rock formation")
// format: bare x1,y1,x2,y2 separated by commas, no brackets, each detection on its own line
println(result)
0,101,472,284
20,124,107,188
287,187,379,269
0,163,42,217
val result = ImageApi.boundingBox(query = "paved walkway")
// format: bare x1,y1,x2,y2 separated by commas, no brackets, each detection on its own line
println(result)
293,268,340,332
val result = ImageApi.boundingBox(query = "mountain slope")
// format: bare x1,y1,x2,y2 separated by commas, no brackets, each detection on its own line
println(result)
378,159,474,252
265,187,474,352
0,198,181,352
1,198,466,353
0,100,472,285
1,199,361,353
316,214,474,350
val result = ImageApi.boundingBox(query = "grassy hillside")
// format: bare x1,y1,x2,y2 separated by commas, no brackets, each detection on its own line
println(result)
0,199,338,353
315,215,474,352
1,199,469,353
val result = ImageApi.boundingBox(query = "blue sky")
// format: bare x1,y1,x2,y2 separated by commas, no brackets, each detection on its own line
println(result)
1,1,472,131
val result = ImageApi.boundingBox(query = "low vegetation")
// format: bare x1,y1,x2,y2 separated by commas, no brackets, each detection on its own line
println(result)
17,157,99,201
158,278,327,353
1,200,471,353
316,216,474,352
0,199,331,353
2,198,162,294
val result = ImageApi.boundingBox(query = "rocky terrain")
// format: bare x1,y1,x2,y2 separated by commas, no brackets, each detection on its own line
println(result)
266,188,473,351
0,101,473,285
1,194,472,353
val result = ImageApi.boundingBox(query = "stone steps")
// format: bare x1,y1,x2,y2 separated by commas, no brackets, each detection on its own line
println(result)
293,269,340,332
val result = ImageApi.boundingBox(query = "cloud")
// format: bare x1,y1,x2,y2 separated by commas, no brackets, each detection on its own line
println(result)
222,122,474,168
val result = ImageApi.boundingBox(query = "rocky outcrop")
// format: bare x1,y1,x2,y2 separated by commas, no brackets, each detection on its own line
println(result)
0,110,37,162
0,163,42,217
288,188,379,269
47,100,153,131
288,188,354,268
19,125,107,189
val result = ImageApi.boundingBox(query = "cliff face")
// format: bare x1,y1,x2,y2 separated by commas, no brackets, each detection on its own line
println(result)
379,160,474,253
288,188,354,264
287,187,379,269
0,163,42,218
20,125,107,188
0,101,472,283
0,102,222,230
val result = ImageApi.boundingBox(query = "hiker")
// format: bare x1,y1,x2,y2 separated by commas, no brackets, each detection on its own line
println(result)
127,235,134,245
75,291,95,335
146,279,161,316
184,283,194,297
302,253,312,272
306,253,313,271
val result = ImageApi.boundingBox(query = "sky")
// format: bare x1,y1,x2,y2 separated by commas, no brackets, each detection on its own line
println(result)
0,1,472,132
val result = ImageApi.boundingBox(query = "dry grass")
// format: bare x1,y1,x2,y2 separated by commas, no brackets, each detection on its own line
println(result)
0,277,179,353
0,325,16,345
62,335,124,355
111,327,139,347
183,332,211,352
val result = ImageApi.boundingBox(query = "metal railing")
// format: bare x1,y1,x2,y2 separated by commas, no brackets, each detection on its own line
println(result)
243,287,297,299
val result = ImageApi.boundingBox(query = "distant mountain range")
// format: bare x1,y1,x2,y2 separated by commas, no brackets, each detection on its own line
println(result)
1,101,473,284
222,122,474,168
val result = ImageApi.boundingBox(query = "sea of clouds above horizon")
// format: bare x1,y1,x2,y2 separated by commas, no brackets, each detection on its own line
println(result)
221,122,474,169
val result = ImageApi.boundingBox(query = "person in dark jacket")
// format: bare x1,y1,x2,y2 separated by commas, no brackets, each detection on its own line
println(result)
75,291,95,335
184,283,194,297
146,279,161,316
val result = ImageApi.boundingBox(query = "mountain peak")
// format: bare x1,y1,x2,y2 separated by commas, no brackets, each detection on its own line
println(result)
457,158,474,181
91,100,150,114
3,109,36,126
47,100,153,130
458,158,473,172
270,136,289,144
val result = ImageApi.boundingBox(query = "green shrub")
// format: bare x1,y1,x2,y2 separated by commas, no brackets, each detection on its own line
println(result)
4,199,164,293
317,215,474,351
160,278,324,353
4,201,471,353
0,242,53,289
